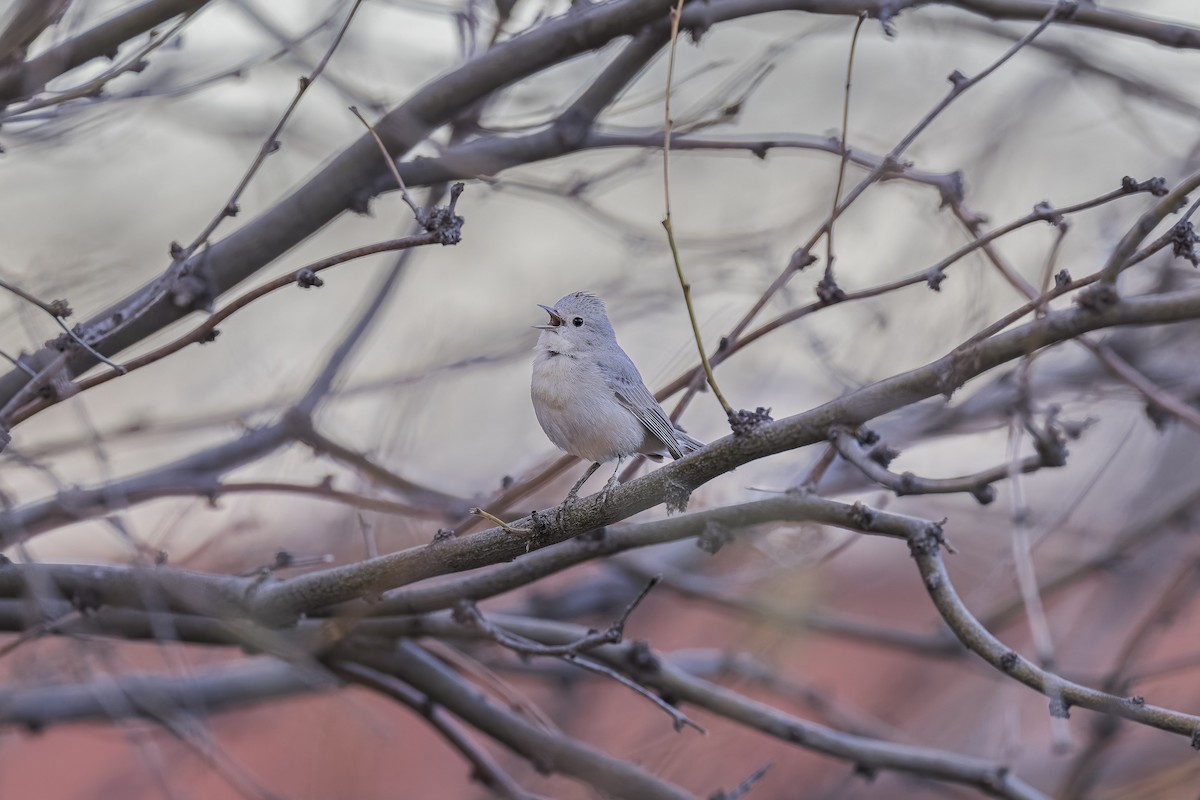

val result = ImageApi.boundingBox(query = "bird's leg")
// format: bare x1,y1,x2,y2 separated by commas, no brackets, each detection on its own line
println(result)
558,461,601,524
566,461,602,502
598,455,624,509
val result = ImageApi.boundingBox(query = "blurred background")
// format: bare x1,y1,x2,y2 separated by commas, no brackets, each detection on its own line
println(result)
2,0,1200,797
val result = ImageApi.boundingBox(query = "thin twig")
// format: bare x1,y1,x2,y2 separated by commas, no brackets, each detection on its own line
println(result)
348,105,422,217
454,576,660,656
823,13,867,290
180,0,366,258
719,1,1073,354
469,506,528,535
0,275,69,317
712,762,772,800
662,0,731,417
559,651,706,734
8,233,445,426
0,11,197,123
1006,414,1071,751
0,349,35,378
828,426,1051,506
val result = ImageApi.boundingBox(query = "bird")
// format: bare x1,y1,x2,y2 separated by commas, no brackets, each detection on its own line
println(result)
530,291,703,509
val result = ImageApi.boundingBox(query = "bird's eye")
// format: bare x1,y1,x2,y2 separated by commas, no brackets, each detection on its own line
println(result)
572,317,584,327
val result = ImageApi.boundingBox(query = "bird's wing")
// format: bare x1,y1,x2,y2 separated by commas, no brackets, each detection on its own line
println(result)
607,359,686,459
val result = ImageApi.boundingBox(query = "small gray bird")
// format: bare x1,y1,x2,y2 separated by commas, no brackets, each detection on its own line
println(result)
531,291,703,507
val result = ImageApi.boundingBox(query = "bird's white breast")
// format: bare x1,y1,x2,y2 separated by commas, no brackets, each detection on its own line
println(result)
531,350,645,463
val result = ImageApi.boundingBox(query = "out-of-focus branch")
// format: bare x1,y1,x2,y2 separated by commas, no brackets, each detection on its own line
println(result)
0,0,211,105
609,558,964,656
178,0,367,262
902,521,1200,740
0,418,295,547
6,229,454,429
0,403,470,545
829,425,1056,505
585,128,965,198
1099,167,1200,285
295,419,471,516
0,11,196,123
3,0,1196,420
0,0,677,413
0,0,70,67
719,0,1072,354
350,641,695,800
373,613,1049,800
0,657,327,728
655,176,1163,415
332,661,533,800
451,576,658,656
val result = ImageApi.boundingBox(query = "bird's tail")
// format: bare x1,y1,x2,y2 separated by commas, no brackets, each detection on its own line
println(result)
673,427,704,456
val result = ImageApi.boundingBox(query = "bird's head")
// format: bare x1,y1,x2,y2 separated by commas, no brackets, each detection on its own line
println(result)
533,291,616,356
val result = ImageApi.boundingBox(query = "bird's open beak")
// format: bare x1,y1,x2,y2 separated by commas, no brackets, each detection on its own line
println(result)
533,304,564,330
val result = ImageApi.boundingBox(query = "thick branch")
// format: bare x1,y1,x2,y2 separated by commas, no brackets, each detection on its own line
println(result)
247,285,1200,619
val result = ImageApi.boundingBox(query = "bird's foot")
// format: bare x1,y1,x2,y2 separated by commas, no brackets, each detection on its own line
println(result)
597,466,621,510
554,490,582,527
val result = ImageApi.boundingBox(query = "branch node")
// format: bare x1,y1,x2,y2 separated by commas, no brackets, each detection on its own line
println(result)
696,519,734,554
295,268,324,289
1048,698,1071,719
971,484,996,505
1075,282,1119,312
853,762,879,782
788,248,817,272
1033,200,1064,228
1122,175,1167,197
868,443,899,469
815,274,846,305
1171,220,1199,266
1053,0,1079,19
628,640,660,674
853,426,880,446
421,182,466,245
873,4,899,37
529,508,552,537
728,406,772,435
70,587,103,615
937,171,966,207
848,500,876,530
999,650,1019,672
169,264,217,312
